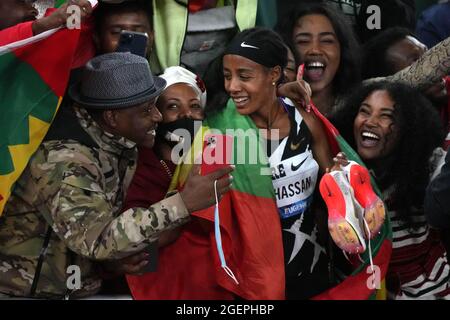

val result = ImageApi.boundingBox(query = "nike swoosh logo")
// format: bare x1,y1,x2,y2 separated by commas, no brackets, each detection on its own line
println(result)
291,156,308,172
240,42,259,49
290,137,306,151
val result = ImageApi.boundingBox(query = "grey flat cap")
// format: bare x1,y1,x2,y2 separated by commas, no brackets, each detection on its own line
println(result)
69,52,166,109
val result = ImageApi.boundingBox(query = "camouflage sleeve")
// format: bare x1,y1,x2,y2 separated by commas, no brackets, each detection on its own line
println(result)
31,148,190,260
366,36,450,90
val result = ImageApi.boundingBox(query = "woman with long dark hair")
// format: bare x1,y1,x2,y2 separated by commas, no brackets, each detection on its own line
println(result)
276,1,361,116
332,81,450,299
276,2,450,119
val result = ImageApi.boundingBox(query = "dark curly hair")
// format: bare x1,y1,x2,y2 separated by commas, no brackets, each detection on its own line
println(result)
332,81,445,227
362,27,415,80
275,1,361,97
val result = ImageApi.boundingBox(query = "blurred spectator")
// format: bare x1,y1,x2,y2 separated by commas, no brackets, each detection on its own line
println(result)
425,149,450,255
415,0,440,19
150,0,258,77
425,151,450,229
415,1,450,49
362,27,427,79
93,0,154,58
356,0,416,42
60,0,154,109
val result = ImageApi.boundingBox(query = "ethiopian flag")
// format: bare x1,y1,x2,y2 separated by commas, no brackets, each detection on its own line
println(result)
0,1,97,215
127,99,392,300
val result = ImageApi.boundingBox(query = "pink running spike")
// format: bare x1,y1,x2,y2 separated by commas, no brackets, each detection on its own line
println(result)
319,172,366,254
343,162,386,239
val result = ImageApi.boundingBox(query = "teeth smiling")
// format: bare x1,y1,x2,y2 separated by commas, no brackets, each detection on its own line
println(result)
307,62,325,68
362,131,380,140
233,97,247,103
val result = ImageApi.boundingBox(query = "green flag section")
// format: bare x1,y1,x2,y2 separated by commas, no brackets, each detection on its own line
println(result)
55,0,67,7
0,27,83,215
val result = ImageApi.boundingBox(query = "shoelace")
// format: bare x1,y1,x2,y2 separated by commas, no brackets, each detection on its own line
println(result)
339,162,376,280
214,180,239,285
336,168,375,283
362,219,376,283
341,214,376,285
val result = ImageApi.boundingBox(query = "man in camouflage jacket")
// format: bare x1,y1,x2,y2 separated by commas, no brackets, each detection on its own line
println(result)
0,52,232,299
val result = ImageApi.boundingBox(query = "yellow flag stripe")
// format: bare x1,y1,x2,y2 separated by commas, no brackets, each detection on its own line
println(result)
0,97,62,215
376,280,387,300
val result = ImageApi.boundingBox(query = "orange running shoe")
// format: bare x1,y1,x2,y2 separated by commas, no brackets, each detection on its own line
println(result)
319,170,366,254
342,161,385,239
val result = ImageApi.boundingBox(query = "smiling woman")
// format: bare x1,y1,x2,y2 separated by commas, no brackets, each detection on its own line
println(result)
276,1,361,117
332,81,450,300
219,27,338,299
353,90,399,161
292,14,341,98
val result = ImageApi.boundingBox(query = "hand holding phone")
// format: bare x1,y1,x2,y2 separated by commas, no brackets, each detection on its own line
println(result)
116,30,149,58
201,134,234,177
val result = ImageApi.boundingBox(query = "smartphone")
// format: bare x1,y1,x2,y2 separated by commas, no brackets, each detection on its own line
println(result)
116,30,149,58
201,134,233,176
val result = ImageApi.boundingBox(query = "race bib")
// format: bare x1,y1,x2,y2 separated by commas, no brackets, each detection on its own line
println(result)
271,151,319,219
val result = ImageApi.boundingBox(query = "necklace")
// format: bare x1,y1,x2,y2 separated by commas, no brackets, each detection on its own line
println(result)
267,102,278,130
159,159,173,179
